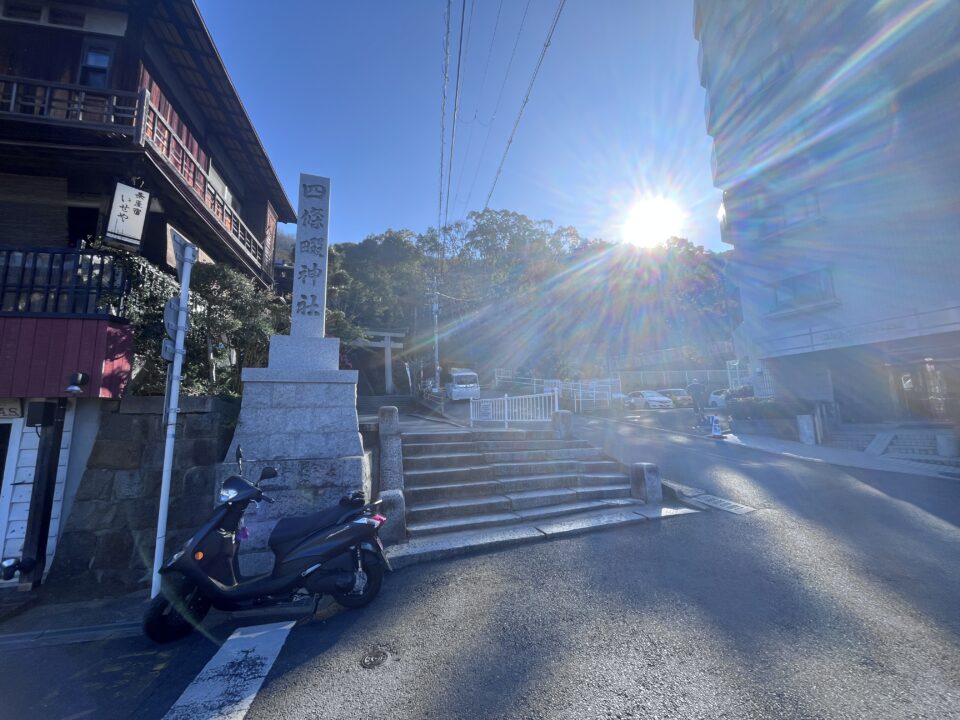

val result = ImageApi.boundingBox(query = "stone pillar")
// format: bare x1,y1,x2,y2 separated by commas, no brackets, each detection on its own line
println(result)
224,174,369,573
384,341,394,395
552,409,573,440
377,406,406,545
631,462,663,504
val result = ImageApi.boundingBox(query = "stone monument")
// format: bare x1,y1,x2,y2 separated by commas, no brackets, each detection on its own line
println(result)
226,174,368,573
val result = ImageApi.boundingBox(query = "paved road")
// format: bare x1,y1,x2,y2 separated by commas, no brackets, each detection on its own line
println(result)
1,419,957,719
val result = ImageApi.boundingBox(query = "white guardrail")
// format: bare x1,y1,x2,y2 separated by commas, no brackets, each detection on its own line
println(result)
470,391,560,428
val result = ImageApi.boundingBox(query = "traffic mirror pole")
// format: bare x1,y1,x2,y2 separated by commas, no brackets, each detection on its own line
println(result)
151,235,198,598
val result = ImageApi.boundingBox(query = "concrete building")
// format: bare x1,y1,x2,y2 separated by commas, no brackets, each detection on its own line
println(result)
694,0,960,422
0,0,294,585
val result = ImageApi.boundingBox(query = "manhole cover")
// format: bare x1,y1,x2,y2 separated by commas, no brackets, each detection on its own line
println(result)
360,649,388,669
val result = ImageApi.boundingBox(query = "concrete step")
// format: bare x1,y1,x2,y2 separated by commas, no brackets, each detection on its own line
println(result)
580,473,631,487
576,484,631,501
482,448,604,464
403,441,478,457
401,431,475,444
491,460,621,476
406,494,640,538
406,480,504,503
496,473,581,493
402,453,486,471
404,466,493,486
407,495,512,523
471,430,556,441
491,460,578,476
387,503,698,569
502,487,578,510
474,439,591,452
512,499,617,521
407,512,522,537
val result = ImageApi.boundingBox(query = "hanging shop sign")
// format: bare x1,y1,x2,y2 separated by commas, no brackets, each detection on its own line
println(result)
104,182,150,250
0,398,23,419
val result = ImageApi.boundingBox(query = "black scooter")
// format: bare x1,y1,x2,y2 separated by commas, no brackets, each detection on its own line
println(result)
143,449,390,643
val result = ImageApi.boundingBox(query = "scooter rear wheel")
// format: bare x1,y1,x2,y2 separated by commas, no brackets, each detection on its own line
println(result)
143,576,212,643
332,550,384,609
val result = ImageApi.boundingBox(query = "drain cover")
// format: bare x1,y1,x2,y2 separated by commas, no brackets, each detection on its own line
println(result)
360,649,388,669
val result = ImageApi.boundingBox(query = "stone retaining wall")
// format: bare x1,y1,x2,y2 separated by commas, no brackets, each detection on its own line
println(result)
46,397,238,598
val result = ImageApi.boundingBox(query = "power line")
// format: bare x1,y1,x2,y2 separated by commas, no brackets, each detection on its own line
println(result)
437,0,452,267
483,0,568,211
463,0,532,214
451,0,505,215
442,0,468,234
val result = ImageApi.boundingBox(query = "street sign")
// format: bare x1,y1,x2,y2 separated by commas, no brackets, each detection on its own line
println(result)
161,338,175,363
477,399,493,421
163,297,181,340
166,225,198,282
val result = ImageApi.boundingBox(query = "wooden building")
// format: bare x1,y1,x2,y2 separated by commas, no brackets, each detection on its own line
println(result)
0,0,295,584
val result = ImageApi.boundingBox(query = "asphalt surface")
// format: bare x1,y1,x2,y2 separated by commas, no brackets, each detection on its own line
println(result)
1,417,958,719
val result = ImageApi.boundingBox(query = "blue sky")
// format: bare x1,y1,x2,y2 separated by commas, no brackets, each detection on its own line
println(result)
196,0,722,249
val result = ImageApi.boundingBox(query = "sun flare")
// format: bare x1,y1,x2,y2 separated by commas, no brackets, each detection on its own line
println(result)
621,196,687,248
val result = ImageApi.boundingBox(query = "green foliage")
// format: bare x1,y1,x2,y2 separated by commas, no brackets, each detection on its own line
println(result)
327,210,736,379
109,248,287,397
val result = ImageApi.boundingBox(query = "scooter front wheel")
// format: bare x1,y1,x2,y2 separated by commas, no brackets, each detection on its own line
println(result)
143,576,212,643
333,550,384,609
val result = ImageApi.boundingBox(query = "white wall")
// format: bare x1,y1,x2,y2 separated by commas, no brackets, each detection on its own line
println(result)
0,400,75,585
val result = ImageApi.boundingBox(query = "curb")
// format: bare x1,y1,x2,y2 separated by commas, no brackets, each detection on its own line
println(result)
385,503,699,570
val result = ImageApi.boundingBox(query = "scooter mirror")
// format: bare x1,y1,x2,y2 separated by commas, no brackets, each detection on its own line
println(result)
236,446,243,463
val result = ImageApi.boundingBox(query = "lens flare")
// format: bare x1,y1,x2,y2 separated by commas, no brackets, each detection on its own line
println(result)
621,196,687,248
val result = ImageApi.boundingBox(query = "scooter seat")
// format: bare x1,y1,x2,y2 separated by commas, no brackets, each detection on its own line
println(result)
268,506,346,557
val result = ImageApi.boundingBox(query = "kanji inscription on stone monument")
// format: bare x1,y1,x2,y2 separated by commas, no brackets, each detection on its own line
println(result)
292,174,330,337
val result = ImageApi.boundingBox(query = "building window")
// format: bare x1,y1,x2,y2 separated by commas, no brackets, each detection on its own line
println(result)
772,269,835,311
78,40,114,88
49,7,85,27
2,2,42,21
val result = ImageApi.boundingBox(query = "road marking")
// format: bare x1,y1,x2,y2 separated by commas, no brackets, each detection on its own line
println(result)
694,494,756,515
163,621,294,720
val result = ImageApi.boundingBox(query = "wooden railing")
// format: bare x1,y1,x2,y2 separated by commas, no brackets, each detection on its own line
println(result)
141,101,265,267
0,75,138,132
0,248,129,318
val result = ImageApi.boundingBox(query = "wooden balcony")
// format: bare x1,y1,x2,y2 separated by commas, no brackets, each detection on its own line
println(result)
0,75,138,134
141,100,265,268
0,75,269,276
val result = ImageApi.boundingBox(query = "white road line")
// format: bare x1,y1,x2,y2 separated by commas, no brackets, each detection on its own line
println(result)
163,621,295,720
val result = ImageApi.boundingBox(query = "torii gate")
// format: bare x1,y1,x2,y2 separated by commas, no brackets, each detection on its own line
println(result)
355,330,405,394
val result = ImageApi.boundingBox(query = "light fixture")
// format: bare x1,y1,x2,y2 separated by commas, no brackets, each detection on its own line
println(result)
65,372,90,395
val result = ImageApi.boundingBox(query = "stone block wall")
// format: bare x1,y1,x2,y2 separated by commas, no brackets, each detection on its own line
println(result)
46,397,238,598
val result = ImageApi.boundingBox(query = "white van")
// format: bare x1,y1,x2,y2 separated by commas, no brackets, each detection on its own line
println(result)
445,368,481,401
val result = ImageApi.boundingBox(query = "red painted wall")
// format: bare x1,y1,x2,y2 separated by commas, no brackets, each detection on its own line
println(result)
0,318,134,399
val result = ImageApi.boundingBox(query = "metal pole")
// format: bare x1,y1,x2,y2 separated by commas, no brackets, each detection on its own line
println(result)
432,285,441,391
151,245,197,598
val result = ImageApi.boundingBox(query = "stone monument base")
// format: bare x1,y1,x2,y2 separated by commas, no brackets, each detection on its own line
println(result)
224,335,369,574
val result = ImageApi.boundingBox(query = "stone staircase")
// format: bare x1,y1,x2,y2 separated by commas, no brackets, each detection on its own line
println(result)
401,428,637,538
824,429,876,451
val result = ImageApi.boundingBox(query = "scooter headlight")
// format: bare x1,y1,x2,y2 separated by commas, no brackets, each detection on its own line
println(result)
218,487,239,504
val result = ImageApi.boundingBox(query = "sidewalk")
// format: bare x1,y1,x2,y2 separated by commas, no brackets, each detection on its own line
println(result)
726,433,958,479
0,589,148,649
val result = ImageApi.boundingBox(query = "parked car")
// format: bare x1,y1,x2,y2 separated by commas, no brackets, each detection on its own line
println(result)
708,389,729,409
444,368,481,401
625,390,675,410
657,388,694,407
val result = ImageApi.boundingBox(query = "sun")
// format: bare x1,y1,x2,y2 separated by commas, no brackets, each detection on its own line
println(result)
621,196,687,248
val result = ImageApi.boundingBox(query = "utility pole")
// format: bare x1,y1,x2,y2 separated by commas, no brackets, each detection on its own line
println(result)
432,280,441,390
